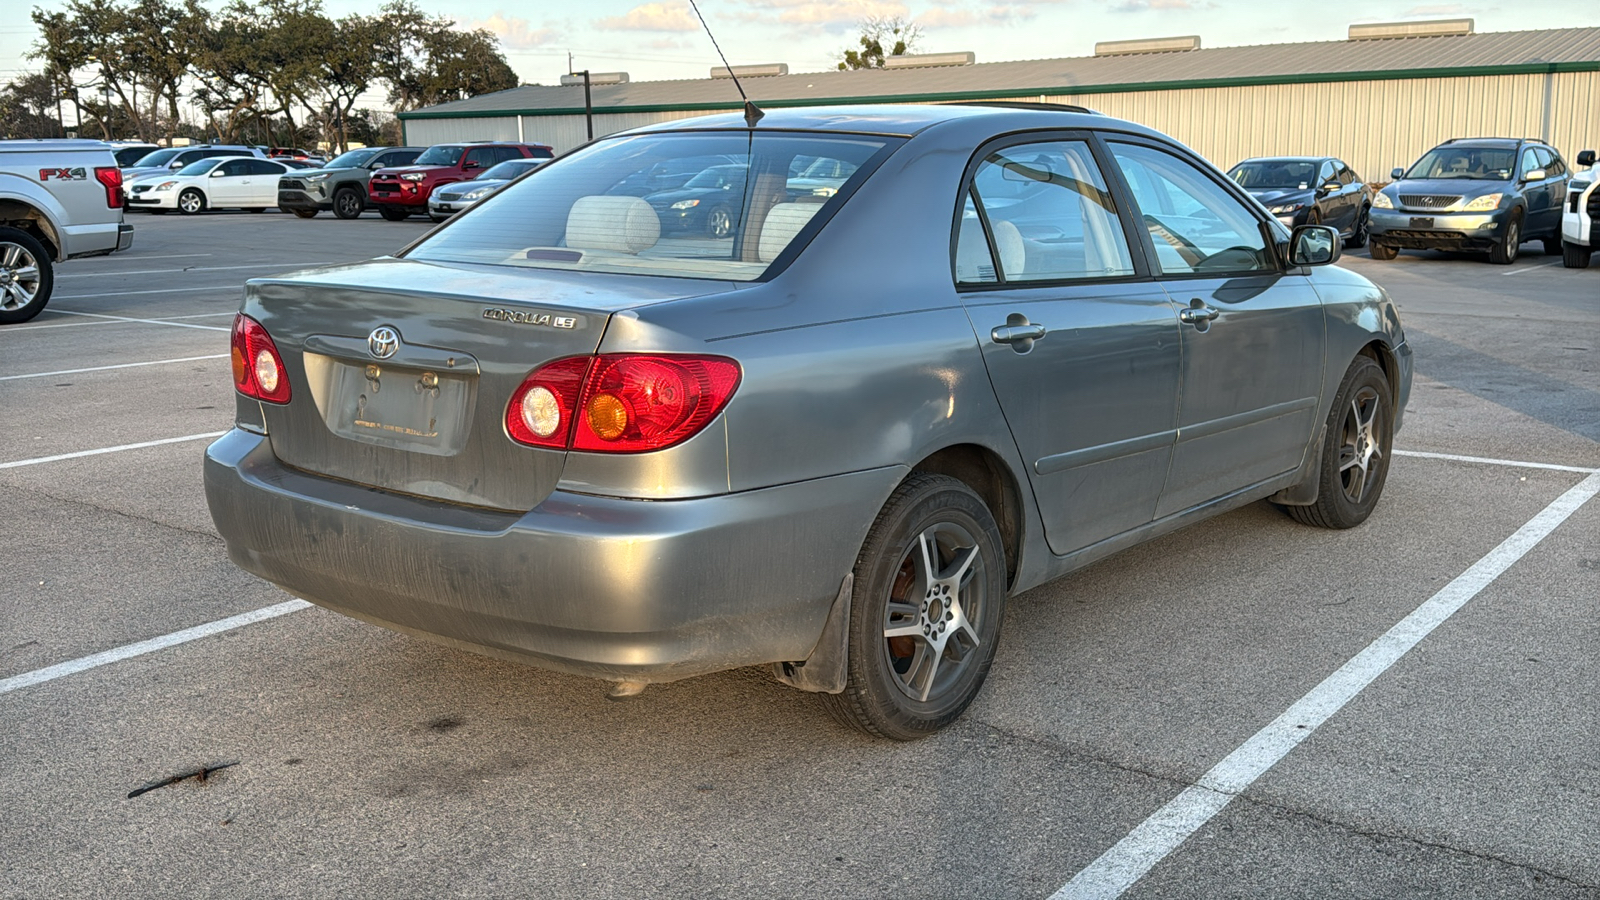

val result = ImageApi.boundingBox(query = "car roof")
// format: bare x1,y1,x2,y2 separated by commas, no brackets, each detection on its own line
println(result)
623,103,1147,140
1234,156,1327,165
1440,137,1542,148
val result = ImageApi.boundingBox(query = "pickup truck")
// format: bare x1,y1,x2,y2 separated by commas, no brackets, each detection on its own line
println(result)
1,139,133,324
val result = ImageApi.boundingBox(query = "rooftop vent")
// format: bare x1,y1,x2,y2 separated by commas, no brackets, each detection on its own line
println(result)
711,63,789,78
882,51,976,69
560,72,629,86
1348,18,1474,40
1094,35,1200,57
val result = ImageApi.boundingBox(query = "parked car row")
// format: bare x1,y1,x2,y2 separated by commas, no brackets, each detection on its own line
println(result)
1229,137,1596,268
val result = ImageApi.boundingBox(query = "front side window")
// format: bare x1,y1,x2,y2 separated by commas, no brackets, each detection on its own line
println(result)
414,145,465,167
1110,142,1273,276
218,159,252,177
407,132,893,281
957,139,1135,284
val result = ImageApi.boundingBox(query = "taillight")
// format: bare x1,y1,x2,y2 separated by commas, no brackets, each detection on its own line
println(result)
231,314,291,404
94,166,123,208
505,354,741,453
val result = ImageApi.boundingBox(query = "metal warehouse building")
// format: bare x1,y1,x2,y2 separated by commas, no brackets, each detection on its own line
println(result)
399,21,1600,180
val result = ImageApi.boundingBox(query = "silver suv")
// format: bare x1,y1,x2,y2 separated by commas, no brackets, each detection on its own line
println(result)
1368,137,1570,265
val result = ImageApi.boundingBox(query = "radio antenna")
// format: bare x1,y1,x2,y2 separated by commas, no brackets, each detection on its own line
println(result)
687,0,764,127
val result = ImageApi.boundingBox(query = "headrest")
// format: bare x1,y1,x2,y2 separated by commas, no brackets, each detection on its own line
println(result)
757,202,822,263
566,196,660,254
989,219,1025,277
955,217,1025,280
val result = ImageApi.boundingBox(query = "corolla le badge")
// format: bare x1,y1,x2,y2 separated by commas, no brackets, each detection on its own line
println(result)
482,308,578,329
368,326,400,359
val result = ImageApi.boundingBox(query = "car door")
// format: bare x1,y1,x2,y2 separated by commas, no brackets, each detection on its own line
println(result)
242,160,286,206
957,136,1182,556
1105,139,1326,519
207,158,254,205
1327,160,1360,234
1529,147,1568,237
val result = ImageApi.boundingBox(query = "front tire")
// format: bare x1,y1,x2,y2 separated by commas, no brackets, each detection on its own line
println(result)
1564,241,1593,269
178,189,205,215
332,188,364,219
1285,356,1394,530
0,226,53,325
706,205,733,238
378,206,410,221
1489,211,1521,265
292,208,318,219
1368,242,1398,260
822,473,1007,740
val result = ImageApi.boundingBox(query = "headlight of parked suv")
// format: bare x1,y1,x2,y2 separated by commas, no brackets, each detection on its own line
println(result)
1269,202,1304,214
1372,192,1394,209
1462,194,1503,212
400,173,427,182
304,172,330,182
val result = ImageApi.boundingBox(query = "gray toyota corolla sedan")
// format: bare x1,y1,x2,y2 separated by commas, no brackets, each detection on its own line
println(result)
205,104,1413,740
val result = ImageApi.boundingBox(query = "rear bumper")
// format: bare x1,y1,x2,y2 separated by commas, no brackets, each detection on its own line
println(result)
116,222,133,251
203,429,900,683
1368,209,1507,251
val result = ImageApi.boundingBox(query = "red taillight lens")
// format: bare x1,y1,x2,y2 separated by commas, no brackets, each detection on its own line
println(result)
505,356,592,448
504,354,741,453
231,313,291,404
94,166,123,208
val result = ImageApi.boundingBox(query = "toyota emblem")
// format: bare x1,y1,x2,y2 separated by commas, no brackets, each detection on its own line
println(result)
368,326,400,359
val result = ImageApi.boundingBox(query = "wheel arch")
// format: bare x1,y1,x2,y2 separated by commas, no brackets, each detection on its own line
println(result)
0,198,62,260
1357,339,1401,407
908,442,1024,588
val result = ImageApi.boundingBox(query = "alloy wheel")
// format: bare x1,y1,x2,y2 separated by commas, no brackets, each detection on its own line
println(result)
1337,385,1385,504
881,521,989,704
0,241,41,312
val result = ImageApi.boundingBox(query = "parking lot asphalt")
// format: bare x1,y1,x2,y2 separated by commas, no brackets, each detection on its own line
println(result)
1,212,1596,899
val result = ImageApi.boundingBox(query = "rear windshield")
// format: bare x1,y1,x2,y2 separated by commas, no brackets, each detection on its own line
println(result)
131,148,180,167
1228,160,1318,190
414,145,464,166
1405,147,1516,181
407,132,893,281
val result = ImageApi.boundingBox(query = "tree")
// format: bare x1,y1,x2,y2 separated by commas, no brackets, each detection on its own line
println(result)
0,72,64,138
837,16,922,70
372,1,516,115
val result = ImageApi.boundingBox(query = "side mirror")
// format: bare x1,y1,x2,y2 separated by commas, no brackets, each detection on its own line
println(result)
210,169,226,177
1578,150,1596,167
462,160,480,171
1390,167,1405,181
1522,168,1547,183
1319,180,1340,193
1289,224,1341,267
170,161,184,170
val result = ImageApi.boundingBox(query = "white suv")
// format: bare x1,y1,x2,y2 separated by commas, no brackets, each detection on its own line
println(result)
1562,149,1596,268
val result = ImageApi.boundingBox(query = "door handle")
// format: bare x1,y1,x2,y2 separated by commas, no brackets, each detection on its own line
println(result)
990,314,1046,353
1177,299,1220,330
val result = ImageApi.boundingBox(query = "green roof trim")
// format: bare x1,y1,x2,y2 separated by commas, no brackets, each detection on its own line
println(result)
399,60,1600,120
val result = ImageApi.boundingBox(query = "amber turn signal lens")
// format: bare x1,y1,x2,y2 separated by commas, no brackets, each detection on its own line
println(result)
231,347,248,385
586,392,630,441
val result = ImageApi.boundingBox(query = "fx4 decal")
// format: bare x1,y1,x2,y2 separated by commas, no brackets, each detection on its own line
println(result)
40,167,89,181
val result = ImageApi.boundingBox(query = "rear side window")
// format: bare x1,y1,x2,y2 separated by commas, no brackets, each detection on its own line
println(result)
408,131,894,281
247,159,283,176
1109,142,1274,277
956,139,1136,284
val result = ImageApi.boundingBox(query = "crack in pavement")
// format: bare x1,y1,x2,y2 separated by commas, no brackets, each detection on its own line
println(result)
972,720,1600,892
0,480,223,545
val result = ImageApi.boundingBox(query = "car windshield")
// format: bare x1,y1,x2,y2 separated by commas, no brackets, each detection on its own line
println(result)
408,132,893,281
414,145,464,166
324,149,379,168
1405,147,1516,180
176,159,221,176
131,148,180,167
478,159,541,180
1228,160,1319,190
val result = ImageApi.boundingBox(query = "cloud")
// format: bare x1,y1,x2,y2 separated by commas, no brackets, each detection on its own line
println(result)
596,2,701,32
1112,0,1198,10
1404,4,1472,14
464,12,557,49
736,0,909,27
645,37,693,49
918,4,1038,27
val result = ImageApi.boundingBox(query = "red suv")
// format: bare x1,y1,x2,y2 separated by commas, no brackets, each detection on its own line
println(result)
368,142,553,220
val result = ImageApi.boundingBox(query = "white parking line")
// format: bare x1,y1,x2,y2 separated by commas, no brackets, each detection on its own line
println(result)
0,354,227,382
0,312,235,333
54,286,231,300
1395,449,1599,474
0,431,226,470
1498,258,1564,276
1052,469,1600,900
98,253,213,262
0,600,312,696
41,309,229,331
56,263,303,279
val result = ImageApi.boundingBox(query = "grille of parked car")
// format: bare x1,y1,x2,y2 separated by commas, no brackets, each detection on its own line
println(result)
281,178,306,190
1400,195,1463,209
438,192,461,201
1587,191,1600,219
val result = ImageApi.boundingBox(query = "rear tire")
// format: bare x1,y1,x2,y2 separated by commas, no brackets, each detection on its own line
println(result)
292,208,318,219
1345,207,1369,248
0,226,54,325
428,214,448,223
1541,236,1561,257
1368,243,1398,260
332,188,363,219
1564,241,1593,269
1488,211,1521,265
821,473,1007,740
1285,356,1393,530
246,207,266,214
378,206,410,221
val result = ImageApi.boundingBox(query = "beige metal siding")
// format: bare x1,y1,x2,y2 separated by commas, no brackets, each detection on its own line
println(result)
402,116,521,147
519,110,711,154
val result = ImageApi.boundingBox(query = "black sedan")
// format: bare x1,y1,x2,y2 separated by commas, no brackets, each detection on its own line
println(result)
642,164,747,237
1228,156,1372,248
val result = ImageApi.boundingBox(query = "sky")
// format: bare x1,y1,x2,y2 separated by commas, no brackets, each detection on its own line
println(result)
3,0,1597,114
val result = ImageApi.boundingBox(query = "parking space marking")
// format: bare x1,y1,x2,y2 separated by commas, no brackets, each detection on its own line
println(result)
0,355,227,382
0,312,235,333
1498,259,1565,276
0,600,311,696
40,309,229,331
54,286,232,300
1053,469,1600,900
57,263,306,279
98,253,213,262
1395,449,1599,474
0,431,226,470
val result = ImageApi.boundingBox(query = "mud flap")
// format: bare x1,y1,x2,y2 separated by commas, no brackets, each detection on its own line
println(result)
771,574,852,694
1269,420,1326,506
